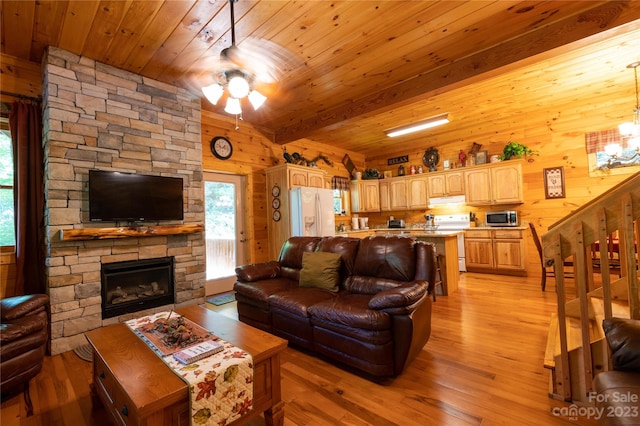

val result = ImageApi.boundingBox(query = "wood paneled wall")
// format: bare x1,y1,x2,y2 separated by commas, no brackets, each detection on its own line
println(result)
1,51,635,282
200,110,365,265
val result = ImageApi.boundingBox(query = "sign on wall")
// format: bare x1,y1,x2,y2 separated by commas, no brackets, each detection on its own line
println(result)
387,155,409,165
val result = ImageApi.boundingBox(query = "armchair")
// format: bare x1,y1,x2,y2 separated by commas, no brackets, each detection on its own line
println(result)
593,317,640,426
0,294,50,416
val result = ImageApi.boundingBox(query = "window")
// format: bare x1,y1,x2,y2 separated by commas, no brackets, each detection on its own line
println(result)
0,127,15,246
333,189,350,216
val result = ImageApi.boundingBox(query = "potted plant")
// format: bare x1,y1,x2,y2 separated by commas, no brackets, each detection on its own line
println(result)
362,168,380,179
499,141,537,160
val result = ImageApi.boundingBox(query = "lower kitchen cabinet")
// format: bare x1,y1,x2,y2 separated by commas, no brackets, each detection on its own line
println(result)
464,228,527,275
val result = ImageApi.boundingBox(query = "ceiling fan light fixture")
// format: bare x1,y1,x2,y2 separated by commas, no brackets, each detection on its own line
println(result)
248,90,267,110
224,97,242,115
202,83,224,105
227,75,250,99
386,113,451,137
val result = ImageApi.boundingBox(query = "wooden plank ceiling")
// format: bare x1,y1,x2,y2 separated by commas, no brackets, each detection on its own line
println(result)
2,0,640,158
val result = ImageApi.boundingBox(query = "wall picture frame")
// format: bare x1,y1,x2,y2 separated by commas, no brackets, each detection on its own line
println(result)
475,150,488,165
543,166,566,199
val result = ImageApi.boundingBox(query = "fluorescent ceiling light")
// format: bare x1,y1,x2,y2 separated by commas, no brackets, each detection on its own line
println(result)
386,113,451,137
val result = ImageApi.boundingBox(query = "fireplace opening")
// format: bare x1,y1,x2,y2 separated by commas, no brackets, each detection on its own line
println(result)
101,257,175,319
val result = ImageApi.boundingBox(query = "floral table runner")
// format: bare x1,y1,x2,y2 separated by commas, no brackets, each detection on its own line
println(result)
126,311,253,425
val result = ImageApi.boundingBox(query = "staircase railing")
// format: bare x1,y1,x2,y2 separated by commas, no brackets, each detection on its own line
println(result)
541,171,640,402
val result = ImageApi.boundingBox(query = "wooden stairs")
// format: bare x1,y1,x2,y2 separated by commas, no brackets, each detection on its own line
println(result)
541,171,640,403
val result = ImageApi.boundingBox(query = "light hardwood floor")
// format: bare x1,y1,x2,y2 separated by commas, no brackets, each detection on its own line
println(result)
1,273,597,425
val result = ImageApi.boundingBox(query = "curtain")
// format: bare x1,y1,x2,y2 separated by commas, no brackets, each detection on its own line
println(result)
9,101,45,295
585,129,621,154
331,176,350,191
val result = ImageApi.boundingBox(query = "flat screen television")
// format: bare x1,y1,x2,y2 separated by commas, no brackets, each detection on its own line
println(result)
89,170,184,222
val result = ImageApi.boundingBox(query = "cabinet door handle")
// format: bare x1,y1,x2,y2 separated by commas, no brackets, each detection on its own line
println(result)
121,405,128,416
99,371,105,379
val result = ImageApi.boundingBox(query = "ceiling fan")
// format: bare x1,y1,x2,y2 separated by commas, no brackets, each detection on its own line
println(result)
202,0,297,118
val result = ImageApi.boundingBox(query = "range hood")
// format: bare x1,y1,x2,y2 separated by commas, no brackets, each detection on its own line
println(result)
428,195,466,207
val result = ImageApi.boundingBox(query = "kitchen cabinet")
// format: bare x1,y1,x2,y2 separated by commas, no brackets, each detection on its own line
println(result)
288,166,326,188
351,180,380,213
378,175,426,211
379,180,390,211
407,175,428,209
390,179,409,210
464,162,523,205
265,164,328,259
377,177,409,211
427,171,464,197
464,228,526,275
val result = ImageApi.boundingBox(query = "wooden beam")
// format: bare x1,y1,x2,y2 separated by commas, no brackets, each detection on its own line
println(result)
273,1,640,144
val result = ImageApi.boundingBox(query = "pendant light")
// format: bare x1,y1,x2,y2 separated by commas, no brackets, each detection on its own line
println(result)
619,61,640,140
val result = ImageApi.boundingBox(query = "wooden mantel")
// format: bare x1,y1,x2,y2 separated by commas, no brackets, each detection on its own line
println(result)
59,224,204,241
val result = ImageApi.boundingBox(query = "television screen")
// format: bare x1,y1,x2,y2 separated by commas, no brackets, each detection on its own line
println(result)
89,170,184,222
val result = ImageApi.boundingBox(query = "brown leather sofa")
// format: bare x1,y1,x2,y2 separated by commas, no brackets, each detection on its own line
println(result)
0,294,50,416
593,317,640,426
234,235,437,378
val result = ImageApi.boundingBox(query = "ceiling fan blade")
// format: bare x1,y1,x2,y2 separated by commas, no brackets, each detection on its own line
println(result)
225,38,305,84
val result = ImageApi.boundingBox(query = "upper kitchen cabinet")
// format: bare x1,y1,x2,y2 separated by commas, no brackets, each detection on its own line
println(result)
351,180,381,213
407,175,429,209
427,171,464,198
464,162,523,205
288,164,327,188
378,175,425,211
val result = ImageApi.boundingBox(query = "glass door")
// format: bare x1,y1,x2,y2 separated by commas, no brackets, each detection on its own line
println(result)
204,173,246,296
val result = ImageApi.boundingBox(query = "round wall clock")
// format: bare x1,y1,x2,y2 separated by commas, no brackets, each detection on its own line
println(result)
423,147,440,172
210,136,233,160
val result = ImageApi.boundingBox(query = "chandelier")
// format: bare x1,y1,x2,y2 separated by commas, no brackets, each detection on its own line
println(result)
601,62,640,168
201,0,266,116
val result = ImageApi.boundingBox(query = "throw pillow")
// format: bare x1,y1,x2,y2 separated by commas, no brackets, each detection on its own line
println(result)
299,251,342,292
603,317,640,372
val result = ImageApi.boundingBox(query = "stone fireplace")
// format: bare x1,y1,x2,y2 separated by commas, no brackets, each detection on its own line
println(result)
101,257,175,319
42,47,206,355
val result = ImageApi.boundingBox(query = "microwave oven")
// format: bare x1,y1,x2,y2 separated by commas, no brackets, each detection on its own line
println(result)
485,210,518,227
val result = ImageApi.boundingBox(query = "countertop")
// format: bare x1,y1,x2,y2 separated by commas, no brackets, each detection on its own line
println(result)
467,225,528,230
337,228,463,237
336,224,528,236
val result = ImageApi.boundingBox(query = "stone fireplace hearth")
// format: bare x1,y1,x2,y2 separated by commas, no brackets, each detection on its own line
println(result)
42,47,206,355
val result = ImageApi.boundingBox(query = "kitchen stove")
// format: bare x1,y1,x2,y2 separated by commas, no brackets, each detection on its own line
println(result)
433,214,471,230
432,214,471,272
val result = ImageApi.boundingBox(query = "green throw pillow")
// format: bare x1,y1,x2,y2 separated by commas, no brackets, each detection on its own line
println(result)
299,251,342,292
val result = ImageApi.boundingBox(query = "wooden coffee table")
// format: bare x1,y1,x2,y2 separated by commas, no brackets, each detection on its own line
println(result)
85,305,288,426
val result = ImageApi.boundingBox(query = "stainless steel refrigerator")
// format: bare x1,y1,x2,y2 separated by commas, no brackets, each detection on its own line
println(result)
290,187,336,237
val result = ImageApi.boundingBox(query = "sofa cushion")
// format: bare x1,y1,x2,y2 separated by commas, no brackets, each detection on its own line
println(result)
269,288,337,317
234,278,298,305
316,236,361,278
300,251,342,292
603,317,640,372
278,237,321,269
347,236,416,294
308,294,391,331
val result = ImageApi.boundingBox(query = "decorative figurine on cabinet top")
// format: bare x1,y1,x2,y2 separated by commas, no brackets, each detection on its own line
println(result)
423,147,439,172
